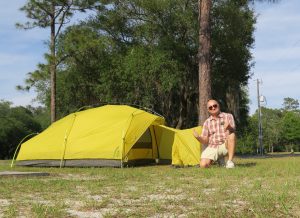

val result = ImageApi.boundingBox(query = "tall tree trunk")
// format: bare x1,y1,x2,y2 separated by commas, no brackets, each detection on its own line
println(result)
198,0,212,125
226,85,240,123
176,85,187,129
50,3,56,123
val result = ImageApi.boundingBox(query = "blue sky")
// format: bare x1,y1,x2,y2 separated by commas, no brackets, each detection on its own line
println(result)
249,0,300,113
0,1,47,107
0,1,299,115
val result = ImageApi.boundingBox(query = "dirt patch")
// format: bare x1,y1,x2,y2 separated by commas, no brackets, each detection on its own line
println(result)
56,173,107,181
202,188,216,195
0,199,10,207
145,194,186,201
67,209,115,218
0,171,49,177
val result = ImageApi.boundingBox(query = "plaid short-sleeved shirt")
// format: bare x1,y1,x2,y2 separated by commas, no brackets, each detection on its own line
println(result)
201,112,235,148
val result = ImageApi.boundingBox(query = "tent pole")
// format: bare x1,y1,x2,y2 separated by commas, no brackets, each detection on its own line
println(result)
152,126,160,161
10,132,39,168
121,137,125,168
60,130,68,168
121,113,135,168
60,114,77,168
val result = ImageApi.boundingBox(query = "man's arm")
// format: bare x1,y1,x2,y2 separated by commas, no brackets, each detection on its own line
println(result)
193,129,209,144
224,114,236,133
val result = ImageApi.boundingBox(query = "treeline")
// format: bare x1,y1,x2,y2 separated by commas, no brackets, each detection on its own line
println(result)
237,98,300,154
0,101,49,159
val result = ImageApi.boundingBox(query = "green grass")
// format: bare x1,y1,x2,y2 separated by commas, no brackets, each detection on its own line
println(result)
0,157,299,217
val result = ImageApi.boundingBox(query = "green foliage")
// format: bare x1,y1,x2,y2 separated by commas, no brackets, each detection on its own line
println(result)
236,116,257,154
16,0,98,31
237,98,300,154
56,25,113,116
19,0,256,128
114,46,182,110
17,0,99,122
260,107,283,152
26,105,51,129
211,0,255,127
54,0,254,128
281,111,300,151
16,63,50,105
282,97,299,111
0,101,42,159
53,0,200,126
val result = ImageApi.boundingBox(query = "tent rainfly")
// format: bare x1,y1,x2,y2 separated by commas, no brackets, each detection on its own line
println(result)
15,105,202,167
154,125,202,166
16,105,165,167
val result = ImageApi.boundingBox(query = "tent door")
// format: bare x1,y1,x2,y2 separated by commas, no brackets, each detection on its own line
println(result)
127,128,154,162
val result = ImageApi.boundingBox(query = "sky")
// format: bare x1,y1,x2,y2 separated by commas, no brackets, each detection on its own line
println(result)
0,1,299,115
249,0,300,113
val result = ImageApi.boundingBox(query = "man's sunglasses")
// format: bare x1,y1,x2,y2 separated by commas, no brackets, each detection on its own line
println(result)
208,104,218,110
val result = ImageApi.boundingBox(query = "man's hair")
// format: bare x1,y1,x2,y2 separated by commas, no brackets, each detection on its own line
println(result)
207,99,218,103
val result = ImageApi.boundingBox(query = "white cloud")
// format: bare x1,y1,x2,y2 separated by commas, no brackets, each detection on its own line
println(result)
0,53,37,66
249,69,300,114
2,89,41,107
10,94,39,107
257,12,300,29
253,1,300,49
261,72,300,94
253,46,300,62
0,1,25,21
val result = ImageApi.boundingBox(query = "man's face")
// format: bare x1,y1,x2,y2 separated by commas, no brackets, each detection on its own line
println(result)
207,100,220,116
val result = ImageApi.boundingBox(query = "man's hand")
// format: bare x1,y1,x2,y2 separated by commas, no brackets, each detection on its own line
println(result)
223,117,234,133
193,129,200,139
223,118,229,130
193,129,208,144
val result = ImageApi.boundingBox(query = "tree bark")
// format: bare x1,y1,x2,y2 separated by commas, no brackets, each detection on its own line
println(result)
50,3,56,123
198,0,212,125
226,85,240,123
176,85,187,129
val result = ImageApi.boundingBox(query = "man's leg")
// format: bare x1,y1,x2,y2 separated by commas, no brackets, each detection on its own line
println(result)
200,146,217,168
200,158,213,168
226,132,236,161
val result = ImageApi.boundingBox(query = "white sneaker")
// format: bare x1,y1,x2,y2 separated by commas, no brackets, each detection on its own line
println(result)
226,160,235,169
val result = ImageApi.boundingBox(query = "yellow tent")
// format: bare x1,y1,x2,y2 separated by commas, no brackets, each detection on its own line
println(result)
155,125,202,166
15,105,202,167
16,105,164,167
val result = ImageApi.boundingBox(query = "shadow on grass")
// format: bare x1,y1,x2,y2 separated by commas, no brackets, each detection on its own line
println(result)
235,162,257,168
237,153,300,159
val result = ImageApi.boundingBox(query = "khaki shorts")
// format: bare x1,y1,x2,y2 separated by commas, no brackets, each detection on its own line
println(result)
201,143,228,161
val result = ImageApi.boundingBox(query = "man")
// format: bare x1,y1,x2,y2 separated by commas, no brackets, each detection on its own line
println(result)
193,99,236,168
